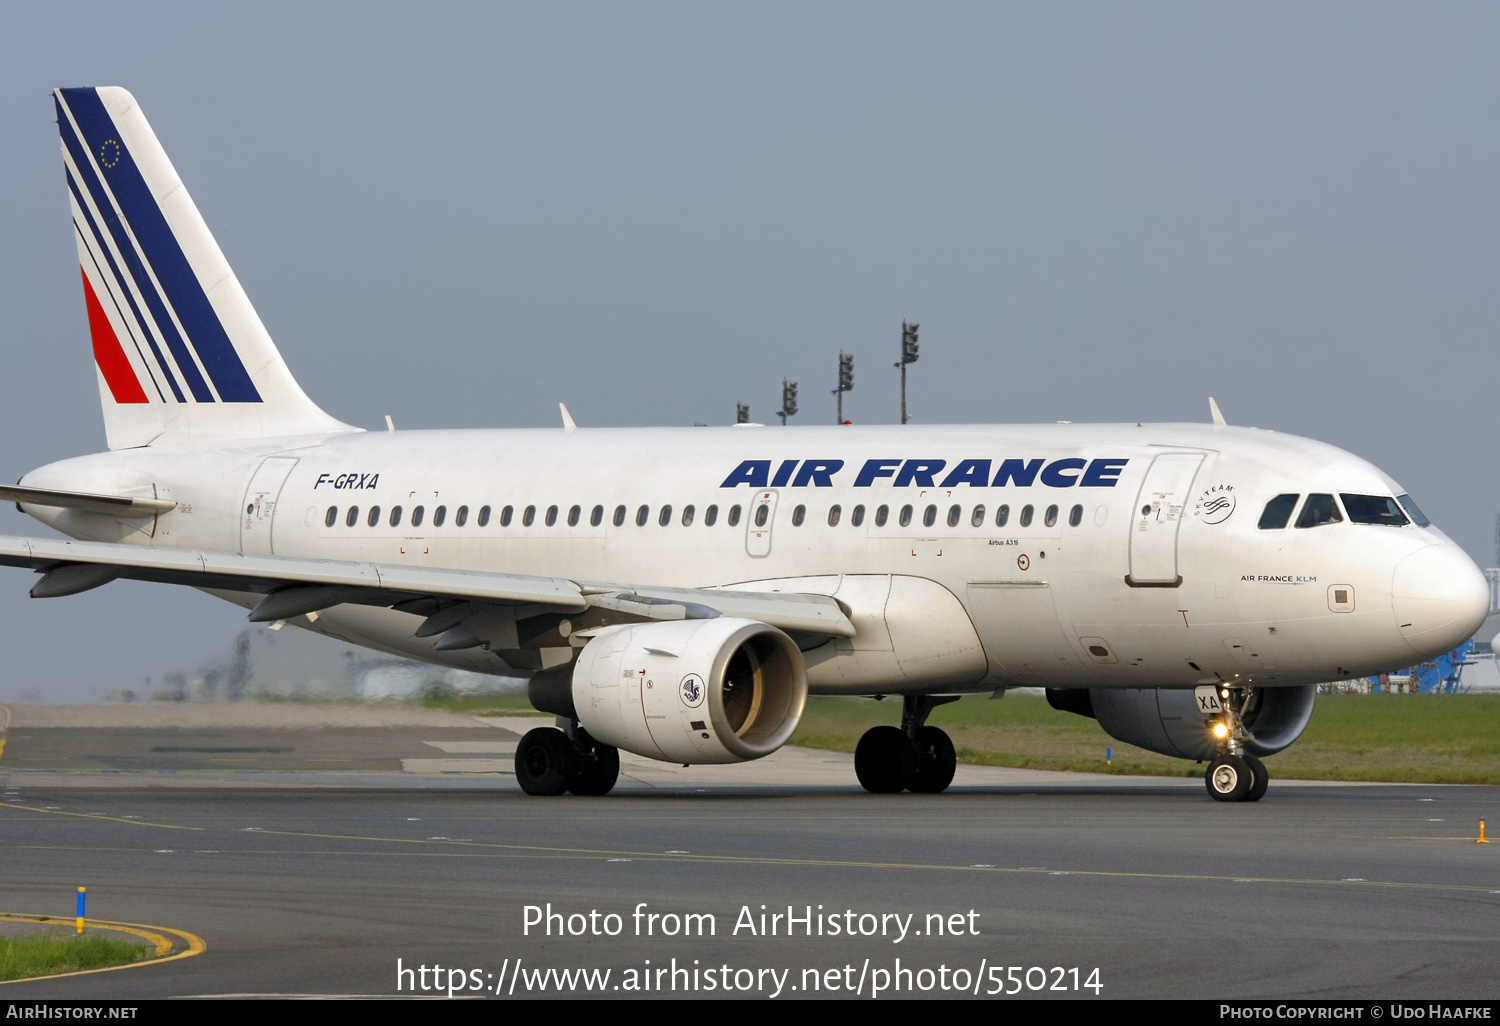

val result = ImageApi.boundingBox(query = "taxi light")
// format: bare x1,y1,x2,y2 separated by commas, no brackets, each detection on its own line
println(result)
1211,722,1229,739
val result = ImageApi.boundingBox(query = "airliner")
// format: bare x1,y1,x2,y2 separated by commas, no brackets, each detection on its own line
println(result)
1,88,1487,802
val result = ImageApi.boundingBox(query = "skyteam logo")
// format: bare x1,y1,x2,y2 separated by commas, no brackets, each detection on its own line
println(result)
679,674,706,709
1194,484,1236,524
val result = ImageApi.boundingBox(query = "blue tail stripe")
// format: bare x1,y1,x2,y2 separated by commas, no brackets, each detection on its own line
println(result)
56,95,214,402
67,168,184,402
61,90,262,403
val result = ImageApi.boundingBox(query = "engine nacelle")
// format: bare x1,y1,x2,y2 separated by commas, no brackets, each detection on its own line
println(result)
1047,685,1316,761
560,618,807,764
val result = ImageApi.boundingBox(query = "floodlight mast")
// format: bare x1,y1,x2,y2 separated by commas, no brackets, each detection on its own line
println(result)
736,402,749,425
832,351,854,423
778,379,798,426
895,321,919,424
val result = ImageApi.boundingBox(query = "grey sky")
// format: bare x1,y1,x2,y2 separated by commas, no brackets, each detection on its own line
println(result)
1,3,1496,699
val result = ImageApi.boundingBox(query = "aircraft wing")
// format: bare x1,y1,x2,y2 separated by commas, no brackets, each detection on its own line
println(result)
0,535,855,639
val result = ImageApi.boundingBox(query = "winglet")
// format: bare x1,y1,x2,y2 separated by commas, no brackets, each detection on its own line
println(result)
560,403,577,433
1209,397,1227,427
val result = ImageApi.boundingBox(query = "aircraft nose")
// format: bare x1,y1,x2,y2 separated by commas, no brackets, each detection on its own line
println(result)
1392,543,1490,658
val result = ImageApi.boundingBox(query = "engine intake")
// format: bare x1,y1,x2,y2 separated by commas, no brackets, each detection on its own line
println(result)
1047,685,1316,761
557,618,807,764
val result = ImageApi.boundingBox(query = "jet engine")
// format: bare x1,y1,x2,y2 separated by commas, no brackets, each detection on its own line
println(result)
530,618,807,764
1046,685,1316,761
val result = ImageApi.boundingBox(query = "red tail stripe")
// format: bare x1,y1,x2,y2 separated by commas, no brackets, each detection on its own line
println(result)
80,268,149,404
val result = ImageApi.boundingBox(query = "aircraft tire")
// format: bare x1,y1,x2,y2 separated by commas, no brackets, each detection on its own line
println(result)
907,726,957,794
855,725,918,794
568,742,621,797
1243,754,1269,802
516,727,578,796
1204,754,1253,802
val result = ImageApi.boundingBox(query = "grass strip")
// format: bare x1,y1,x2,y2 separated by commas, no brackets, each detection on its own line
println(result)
791,693,1500,785
0,932,152,981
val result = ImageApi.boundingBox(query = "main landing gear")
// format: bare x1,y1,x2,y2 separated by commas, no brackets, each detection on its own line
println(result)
1204,687,1269,803
854,695,959,794
515,722,620,797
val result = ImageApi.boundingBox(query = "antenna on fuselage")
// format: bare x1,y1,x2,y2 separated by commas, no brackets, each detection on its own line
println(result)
1208,397,1227,427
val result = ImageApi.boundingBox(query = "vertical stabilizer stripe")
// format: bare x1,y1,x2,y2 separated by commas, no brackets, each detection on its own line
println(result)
59,89,262,403
76,222,167,402
55,96,214,402
81,268,150,403
67,169,183,402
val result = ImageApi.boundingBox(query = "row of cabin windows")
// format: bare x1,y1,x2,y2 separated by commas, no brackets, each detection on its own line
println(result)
1256,492,1429,530
323,501,1090,531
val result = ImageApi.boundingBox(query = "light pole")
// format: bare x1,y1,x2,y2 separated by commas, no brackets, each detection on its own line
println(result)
778,378,798,426
832,352,854,423
895,321,919,424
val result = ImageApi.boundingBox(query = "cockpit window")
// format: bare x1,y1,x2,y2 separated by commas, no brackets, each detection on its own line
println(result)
1295,493,1343,528
1340,494,1409,526
1258,494,1299,530
1396,493,1431,527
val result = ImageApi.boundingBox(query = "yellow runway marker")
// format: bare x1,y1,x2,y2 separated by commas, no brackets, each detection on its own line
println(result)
0,801,203,831
0,913,205,985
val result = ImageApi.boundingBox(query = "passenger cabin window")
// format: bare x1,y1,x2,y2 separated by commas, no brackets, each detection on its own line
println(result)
1069,504,1083,527
681,505,695,526
613,505,626,527
522,505,536,527
389,506,403,528
543,505,556,527
658,505,673,526
1296,493,1342,529
996,504,1009,528
325,506,338,528
792,505,806,526
499,505,512,527
345,506,360,528
478,505,491,527
1019,505,1033,528
412,506,426,527
851,505,865,527
1257,494,1299,530
455,505,469,527
899,505,913,528
923,505,937,528
754,505,769,528
728,505,742,527
367,506,381,527
947,505,961,528
1044,504,1058,528
970,505,985,527
875,505,889,527
636,505,650,527
705,505,719,526
827,504,841,527
1341,494,1408,527
590,505,603,527
435,505,448,527
1397,493,1431,527
567,505,580,527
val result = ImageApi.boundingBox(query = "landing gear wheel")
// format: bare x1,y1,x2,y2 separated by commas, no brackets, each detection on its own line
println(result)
855,726,918,794
1205,754,1252,802
1243,753,1268,803
568,741,620,797
516,727,578,796
907,726,957,794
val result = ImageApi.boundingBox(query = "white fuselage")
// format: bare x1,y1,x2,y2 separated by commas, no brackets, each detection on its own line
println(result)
19,421,1489,696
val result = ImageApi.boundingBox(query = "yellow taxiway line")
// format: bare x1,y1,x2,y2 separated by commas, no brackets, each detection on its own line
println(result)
0,913,206,985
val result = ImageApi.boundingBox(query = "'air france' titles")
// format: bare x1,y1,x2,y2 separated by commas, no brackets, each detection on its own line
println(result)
720,458,1129,489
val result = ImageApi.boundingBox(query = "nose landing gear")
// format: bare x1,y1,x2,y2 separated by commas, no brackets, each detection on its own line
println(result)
854,695,959,794
1205,687,1268,803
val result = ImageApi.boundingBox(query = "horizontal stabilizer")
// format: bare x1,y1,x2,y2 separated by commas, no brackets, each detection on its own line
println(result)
0,485,175,516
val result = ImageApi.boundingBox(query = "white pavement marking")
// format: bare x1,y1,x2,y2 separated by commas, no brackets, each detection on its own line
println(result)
421,741,518,754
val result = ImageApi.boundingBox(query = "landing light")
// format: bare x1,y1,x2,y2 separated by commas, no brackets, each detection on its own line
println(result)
1212,722,1229,739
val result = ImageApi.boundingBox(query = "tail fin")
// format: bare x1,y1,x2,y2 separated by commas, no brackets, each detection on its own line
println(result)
54,87,355,449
